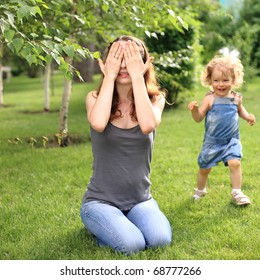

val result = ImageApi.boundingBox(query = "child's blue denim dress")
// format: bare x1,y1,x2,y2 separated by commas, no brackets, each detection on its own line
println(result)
198,91,242,169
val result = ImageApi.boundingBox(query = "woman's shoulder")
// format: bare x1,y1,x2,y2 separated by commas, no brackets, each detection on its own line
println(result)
87,90,98,97
86,90,98,101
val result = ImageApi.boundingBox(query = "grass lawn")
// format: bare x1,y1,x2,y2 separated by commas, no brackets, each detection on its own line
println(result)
0,73,260,260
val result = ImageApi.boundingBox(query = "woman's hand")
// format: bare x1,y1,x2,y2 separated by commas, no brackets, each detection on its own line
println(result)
124,40,153,79
98,42,123,80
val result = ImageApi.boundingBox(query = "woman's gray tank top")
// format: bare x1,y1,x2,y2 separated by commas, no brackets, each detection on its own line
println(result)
82,122,155,211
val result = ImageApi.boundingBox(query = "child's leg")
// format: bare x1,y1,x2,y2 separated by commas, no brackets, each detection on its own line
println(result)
227,159,250,205
197,168,211,190
193,168,211,200
228,159,242,189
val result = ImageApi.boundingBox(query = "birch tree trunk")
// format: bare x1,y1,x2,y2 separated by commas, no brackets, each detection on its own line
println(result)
0,63,3,108
44,63,51,112
58,57,72,146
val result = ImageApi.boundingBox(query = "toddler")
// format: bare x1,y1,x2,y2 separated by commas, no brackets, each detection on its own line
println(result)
188,55,256,205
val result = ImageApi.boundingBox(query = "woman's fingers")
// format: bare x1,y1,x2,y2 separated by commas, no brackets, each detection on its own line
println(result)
125,40,142,60
108,42,123,61
97,58,105,74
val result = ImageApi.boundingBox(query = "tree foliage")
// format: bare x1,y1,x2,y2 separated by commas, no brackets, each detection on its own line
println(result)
0,0,188,77
238,0,260,71
146,26,198,105
0,0,190,143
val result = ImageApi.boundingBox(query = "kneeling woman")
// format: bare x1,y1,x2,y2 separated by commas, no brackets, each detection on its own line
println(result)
80,35,172,255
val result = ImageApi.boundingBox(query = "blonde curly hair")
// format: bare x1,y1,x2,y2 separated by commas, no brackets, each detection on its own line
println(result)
201,55,244,89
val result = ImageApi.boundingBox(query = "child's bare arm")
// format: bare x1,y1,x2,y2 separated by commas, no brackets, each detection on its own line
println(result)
188,96,211,123
238,99,256,126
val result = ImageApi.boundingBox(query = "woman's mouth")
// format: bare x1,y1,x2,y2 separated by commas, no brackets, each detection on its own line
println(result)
119,72,129,78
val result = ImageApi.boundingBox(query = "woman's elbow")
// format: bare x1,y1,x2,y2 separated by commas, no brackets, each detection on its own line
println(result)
89,120,107,132
140,122,159,135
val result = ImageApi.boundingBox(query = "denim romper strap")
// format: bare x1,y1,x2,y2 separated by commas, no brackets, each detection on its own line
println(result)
204,91,241,143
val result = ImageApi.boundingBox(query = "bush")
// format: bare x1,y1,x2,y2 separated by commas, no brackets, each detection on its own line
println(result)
145,27,197,106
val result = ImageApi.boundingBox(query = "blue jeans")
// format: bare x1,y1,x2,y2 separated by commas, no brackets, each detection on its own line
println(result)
80,198,172,255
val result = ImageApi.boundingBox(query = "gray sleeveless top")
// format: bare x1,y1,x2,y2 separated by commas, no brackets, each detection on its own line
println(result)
82,122,155,211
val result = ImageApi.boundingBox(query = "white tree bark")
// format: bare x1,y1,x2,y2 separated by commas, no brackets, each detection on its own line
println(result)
58,57,72,146
44,63,51,111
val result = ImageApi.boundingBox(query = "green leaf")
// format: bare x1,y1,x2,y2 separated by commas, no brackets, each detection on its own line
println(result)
50,51,61,65
168,9,176,18
0,19,9,34
75,70,83,82
54,43,63,54
45,54,53,64
177,16,188,30
4,29,15,42
12,38,24,53
42,40,54,50
4,11,16,28
145,30,151,38
76,48,86,58
168,15,184,33
93,51,100,59
26,54,38,66
20,44,31,58
58,59,69,73
63,45,74,59
65,71,73,80
43,34,52,40
54,36,63,43
74,14,85,25
30,33,39,38
151,32,158,39
38,55,45,61
30,6,43,18
17,6,31,21
7,42,14,53
102,4,109,13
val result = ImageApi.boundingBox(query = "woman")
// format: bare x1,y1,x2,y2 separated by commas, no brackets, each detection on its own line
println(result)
80,35,172,255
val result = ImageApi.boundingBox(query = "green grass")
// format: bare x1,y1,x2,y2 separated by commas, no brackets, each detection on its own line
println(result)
0,73,260,260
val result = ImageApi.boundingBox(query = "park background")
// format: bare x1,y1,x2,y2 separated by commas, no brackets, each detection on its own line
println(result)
0,0,260,260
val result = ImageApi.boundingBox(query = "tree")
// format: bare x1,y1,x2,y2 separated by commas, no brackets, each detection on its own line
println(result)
0,0,188,145
237,0,260,71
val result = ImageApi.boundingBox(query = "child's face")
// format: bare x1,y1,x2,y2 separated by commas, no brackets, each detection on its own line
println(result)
211,65,233,97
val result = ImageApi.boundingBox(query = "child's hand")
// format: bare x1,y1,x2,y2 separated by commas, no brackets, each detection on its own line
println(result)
188,101,199,111
247,114,256,126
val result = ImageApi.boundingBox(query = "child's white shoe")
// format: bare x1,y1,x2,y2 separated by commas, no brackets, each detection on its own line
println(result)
232,191,251,205
193,188,207,200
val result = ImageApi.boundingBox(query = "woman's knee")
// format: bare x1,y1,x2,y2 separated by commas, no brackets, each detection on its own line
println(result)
119,235,146,255
96,233,146,255
147,228,172,248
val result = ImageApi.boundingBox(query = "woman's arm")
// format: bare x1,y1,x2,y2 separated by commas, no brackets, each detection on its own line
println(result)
124,41,164,134
87,42,123,132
